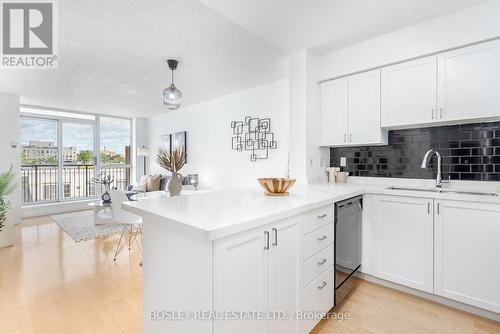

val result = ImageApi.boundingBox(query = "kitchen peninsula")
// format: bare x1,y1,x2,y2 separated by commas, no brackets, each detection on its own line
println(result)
123,181,500,334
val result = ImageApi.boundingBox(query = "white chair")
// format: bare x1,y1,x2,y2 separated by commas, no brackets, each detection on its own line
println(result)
109,189,143,262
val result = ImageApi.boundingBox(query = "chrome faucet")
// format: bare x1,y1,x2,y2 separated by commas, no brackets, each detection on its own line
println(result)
421,149,449,188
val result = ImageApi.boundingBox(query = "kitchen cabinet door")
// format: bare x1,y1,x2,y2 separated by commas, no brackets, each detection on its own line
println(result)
381,56,437,127
434,200,500,313
214,228,269,334
348,69,386,145
320,78,349,146
269,217,301,334
438,39,500,122
372,195,434,293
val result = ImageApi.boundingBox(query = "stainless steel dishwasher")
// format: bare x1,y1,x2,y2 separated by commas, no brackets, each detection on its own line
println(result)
334,196,362,305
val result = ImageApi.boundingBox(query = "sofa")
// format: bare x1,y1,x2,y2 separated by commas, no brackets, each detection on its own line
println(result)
127,174,191,192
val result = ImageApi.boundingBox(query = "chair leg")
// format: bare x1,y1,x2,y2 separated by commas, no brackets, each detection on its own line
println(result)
114,227,126,261
135,226,144,266
114,224,143,265
128,225,132,250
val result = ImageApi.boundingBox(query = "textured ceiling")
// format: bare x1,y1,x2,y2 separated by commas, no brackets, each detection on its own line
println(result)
1,0,487,118
200,0,487,55
0,0,287,117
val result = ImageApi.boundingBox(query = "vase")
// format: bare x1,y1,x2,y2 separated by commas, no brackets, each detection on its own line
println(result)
167,172,182,197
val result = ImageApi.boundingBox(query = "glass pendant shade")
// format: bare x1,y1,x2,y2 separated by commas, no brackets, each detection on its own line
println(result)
163,59,182,110
163,83,182,110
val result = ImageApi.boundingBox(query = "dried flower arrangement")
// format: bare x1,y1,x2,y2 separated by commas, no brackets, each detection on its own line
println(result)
155,148,186,173
91,172,115,191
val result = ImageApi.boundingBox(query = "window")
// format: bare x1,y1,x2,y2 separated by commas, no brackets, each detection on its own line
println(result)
99,117,131,191
20,108,132,204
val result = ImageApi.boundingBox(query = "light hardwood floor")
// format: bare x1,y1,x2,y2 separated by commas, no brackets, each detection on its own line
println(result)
1,215,499,334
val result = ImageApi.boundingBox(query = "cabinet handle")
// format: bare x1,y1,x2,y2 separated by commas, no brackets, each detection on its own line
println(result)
427,202,430,214
317,214,327,219
272,227,278,246
264,231,269,250
344,133,346,142
317,258,327,265
317,281,327,290
431,109,435,119
437,203,440,215
317,235,327,241
440,108,443,119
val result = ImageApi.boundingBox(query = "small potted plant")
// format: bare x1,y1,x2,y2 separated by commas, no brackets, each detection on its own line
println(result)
91,172,115,203
0,167,16,242
156,148,186,196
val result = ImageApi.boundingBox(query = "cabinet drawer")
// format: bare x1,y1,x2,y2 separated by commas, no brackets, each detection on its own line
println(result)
303,204,334,235
301,266,335,333
303,223,334,260
303,244,334,287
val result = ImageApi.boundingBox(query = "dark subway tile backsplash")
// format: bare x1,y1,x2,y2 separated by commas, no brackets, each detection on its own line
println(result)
330,122,500,181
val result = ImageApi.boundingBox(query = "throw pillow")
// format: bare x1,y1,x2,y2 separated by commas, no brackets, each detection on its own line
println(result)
147,174,162,192
132,175,148,192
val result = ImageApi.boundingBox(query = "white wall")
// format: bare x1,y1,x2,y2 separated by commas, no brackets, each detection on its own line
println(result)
289,51,329,184
288,52,308,184
318,0,500,81
0,93,20,246
147,79,290,190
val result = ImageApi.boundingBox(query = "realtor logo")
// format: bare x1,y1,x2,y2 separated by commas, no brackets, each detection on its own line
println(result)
1,0,58,68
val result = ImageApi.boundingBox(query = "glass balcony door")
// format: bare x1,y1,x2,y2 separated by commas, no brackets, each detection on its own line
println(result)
21,109,132,205
61,121,97,200
20,117,60,203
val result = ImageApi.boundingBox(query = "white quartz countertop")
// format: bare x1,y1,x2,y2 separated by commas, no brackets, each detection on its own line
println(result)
123,186,361,240
122,181,500,240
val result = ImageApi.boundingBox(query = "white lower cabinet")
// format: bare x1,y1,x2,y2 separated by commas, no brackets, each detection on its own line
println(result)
370,194,500,314
269,218,301,334
371,195,434,293
214,217,300,334
214,204,336,334
214,225,270,334
300,205,336,334
300,266,335,334
434,200,500,314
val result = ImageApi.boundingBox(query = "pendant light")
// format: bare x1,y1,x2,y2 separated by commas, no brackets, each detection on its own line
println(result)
163,59,182,110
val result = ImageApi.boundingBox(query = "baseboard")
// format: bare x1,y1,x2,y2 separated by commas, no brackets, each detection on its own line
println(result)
21,199,95,218
356,272,500,322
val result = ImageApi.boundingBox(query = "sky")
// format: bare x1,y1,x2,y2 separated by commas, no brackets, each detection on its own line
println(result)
21,117,131,154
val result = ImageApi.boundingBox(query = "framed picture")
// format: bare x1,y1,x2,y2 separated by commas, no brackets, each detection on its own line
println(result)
172,131,187,151
161,131,187,162
160,134,171,155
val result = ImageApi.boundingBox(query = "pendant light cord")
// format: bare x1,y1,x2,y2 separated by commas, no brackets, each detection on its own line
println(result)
171,68,174,85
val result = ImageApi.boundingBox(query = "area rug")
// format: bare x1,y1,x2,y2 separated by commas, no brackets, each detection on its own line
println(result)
51,210,123,242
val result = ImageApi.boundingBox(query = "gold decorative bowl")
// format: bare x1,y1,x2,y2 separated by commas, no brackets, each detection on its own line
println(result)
257,178,296,196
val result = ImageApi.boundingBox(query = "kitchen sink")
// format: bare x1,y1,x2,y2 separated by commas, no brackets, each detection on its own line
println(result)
387,186,498,197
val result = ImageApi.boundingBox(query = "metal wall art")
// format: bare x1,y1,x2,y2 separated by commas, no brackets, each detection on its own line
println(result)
231,116,277,162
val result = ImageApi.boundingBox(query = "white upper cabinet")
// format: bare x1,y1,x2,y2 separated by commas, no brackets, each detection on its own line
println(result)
434,200,500,314
348,69,385,145
381,56,437,127
320,78,348,146
320,69,386,146
438,39,500,122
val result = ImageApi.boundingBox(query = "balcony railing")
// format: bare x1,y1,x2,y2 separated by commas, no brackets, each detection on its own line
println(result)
21,164,130,204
